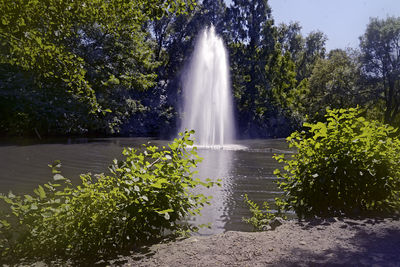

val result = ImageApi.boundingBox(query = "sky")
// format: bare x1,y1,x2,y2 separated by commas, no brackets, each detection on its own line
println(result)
226,0,400,51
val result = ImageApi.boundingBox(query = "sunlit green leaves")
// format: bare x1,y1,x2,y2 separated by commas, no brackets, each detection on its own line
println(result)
0,130,216,263
0,0,194,114
273,108,400,218
242,194,278,231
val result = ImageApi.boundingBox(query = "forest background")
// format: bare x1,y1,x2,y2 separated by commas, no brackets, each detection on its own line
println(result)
1,0,399,139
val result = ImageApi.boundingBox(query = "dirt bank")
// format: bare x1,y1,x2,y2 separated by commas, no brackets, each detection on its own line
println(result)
109,217,400,266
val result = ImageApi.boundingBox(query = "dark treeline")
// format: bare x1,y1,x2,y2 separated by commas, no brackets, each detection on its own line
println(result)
0,0,399,138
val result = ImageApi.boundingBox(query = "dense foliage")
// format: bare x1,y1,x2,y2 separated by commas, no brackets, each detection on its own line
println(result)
360,16,400,126
0,0,194,107
1,1,399,139
0,131,216,263
0,0,329,137
0,0,194,136
274,108,400,218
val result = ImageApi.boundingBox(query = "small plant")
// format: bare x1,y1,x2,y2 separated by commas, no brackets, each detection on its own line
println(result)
0,130,216,264
274,108,400,218
242,194,276,231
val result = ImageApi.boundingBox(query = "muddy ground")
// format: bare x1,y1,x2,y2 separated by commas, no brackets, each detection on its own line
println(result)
106,217,400,266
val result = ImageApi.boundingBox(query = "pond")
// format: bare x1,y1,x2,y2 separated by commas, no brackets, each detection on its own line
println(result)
0,137,292,234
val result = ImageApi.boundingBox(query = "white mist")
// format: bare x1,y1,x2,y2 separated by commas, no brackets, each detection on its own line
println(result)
181,26,235,148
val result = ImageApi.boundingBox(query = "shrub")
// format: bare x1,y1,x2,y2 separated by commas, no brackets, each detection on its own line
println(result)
242,194,276,231
0,130,216,263
274,108,400,218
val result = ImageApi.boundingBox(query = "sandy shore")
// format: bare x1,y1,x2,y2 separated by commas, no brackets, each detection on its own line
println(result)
108,217,400,266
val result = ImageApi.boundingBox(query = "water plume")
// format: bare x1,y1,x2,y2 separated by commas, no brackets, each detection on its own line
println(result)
181,26,235,148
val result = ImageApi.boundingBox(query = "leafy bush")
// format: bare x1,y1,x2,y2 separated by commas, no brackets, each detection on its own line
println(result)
0,130,216,263
274,108,400,218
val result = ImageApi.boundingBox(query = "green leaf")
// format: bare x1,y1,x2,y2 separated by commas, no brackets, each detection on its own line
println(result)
1,17,9,25
34,185,46,199
24,195,34,202
0,220,10,228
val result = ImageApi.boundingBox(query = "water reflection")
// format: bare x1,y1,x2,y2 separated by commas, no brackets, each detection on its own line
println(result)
191,148,234,234
222,149,283,232
190,140,293,234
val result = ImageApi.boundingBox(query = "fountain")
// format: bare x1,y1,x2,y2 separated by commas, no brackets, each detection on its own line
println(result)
181,26,235,148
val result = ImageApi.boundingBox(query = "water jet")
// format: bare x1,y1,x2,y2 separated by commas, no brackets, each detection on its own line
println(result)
181,26,235,149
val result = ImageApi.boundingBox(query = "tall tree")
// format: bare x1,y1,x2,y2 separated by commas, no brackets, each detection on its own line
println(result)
0,0,194,136
227,0,279,136
296,31,327,82
201,0,227,33
269,45,301,119
276,22,304,63
0,0,194,113
360,16,400,125
305,49,361,121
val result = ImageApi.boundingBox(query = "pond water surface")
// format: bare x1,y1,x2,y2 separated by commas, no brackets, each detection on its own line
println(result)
0,138,293,234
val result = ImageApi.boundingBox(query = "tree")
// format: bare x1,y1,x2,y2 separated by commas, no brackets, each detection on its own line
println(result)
269,27,329,125
304,49,361,121
200,0,227,33
0,0,193,112
0,0,194,136
227,0,280,137
360,16,400,126
296,31,327,82
269,46,298,115
276,22,304,63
